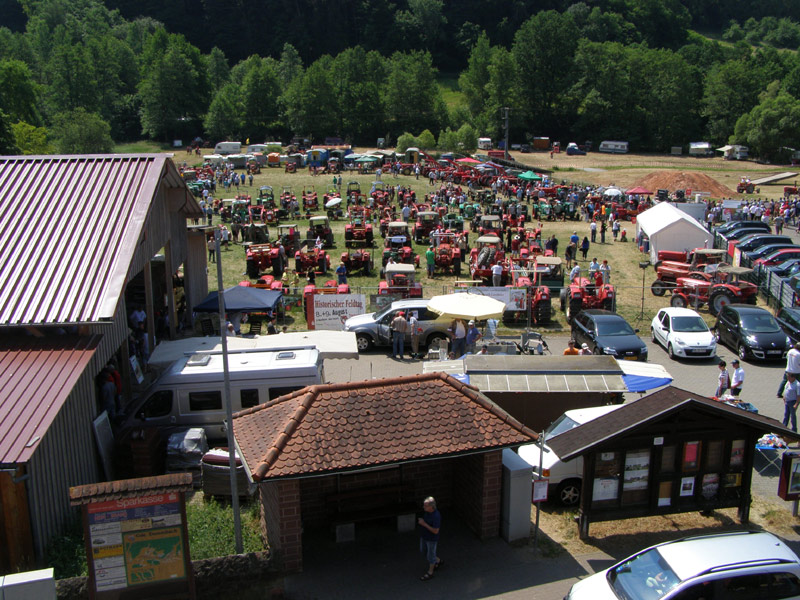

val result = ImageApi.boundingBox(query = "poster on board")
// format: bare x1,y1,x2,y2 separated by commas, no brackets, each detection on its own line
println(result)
310,294,367,330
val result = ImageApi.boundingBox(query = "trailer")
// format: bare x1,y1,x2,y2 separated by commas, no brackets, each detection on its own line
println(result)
598,140,629,154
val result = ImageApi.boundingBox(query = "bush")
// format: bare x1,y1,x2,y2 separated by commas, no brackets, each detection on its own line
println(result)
186,497,265,560
396,132,417,152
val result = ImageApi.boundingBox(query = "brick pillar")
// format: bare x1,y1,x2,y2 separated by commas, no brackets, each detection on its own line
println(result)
479,450,502,540
453,451,502,540
259,479,303,572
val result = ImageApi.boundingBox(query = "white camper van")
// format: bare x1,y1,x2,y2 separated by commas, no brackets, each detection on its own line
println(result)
478,137,493,150
119,347,324,441
598,140,629,154
213,141,242,155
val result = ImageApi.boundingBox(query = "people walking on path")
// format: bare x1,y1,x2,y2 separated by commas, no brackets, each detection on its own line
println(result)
716,360,730,397
418,496,442,581
730,359,744,396
783,372,800,432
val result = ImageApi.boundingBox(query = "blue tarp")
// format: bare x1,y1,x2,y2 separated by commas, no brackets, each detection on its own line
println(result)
194,286,283,313
622,373,673,393
617,360,673,393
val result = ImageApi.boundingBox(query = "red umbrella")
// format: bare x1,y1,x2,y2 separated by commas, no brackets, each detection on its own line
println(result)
626,186,653,195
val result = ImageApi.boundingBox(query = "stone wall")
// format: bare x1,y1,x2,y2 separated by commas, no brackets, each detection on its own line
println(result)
453,451,502,539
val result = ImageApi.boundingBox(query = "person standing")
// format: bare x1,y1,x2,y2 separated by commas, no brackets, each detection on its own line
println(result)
784,373,800,432
564,340,580,355
409,311,420,359
391,311,408,359
730,359,745,396
426,246,435,278
491,261,503,287
588,257,600,274
590,220,597,243
579,343,592,355
569,263,581,282
580,236,590,261
335,262,347,285
449,318,467,356
600,220,607,243
612,219,620,240
465,320,482,353
207,237,216,262
418,496,442,581
716,361,730,397
600,259,611,284
778,342,800,397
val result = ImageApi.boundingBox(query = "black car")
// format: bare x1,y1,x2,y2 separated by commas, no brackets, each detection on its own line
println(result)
767,259,800,280
734,234,792,254
571,310,648,361
776,307,800,346
715,223,771,246
714,304,791,361
741,243,800,267
715,221,770,236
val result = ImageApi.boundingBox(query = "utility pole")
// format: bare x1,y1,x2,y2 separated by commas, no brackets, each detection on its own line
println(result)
502,107,511,160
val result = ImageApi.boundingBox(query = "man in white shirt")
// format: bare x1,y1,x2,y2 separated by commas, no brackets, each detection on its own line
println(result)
491,262,504,287
778,343,800,397
588,258,600,274
569,263,581,281
730,359,744,396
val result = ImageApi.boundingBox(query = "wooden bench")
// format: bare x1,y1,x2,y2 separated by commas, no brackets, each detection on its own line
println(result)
326,484,417,542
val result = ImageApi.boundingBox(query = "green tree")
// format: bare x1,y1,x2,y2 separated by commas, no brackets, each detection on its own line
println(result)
456,123,478,152
458,32,492,118
203,82,241,140
281,58,337,139
394,0,446,49
702,59,765,142
0,110,19,154
330,47,386,143
240,57,281,141
277,43,303,87
437,128,457,151
0,59,42,125
52,107,113,153
206,46,230,92
11,120,50,153
383,51,445,137
417,129,435,149
733,84,800,160
396,132,417,153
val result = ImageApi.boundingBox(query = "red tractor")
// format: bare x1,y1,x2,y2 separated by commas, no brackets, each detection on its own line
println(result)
737,177,756,194
469,235,507,284
432,232,462,276
294,246,330,274
378,263,423,298
245,243,281,279
276,224,301,255
280,186,296,209
340,249,373,275
505,258,555,324
344,209,374,247
239,274,285,292
477,214,503,237
382,221,419,269
302,186,319,211
307,216,335,247
412,211,440,244
303,281,351,319
371,181,391,206
560,274,616,322
651,248,727,296
669,266,757,315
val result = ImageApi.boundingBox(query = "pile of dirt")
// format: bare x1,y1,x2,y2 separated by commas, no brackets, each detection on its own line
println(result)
632,171,736,197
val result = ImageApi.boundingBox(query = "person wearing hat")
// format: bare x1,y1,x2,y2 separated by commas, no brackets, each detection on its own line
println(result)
730,359,744,397
579,342,592,355
564,340,580,355
391,311,409,359
465,320,482,354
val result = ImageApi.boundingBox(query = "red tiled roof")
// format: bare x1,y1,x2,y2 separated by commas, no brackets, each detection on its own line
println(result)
0,334,100,464
548,385,800,462
233,372,537,481
0,155,202,326
70,473,193,506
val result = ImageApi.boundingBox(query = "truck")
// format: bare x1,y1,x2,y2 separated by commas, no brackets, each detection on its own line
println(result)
119,348,324,442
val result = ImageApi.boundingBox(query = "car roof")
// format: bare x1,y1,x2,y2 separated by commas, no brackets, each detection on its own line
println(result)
390,298,430,309
657,307,702,318
724,304,772,315
656,532,799,581
581,309,624,320
780,307,800,316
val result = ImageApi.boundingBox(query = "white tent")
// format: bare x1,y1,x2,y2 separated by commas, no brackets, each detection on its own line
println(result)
636,202,711,263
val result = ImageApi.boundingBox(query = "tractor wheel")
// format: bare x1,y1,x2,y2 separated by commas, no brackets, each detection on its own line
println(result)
559,288,568,312
366,232,374,246
454,258,461,276
477,247,491,268
670,294,688,309
306,229,314,241
246,260,259,279
567,298,582,322
653,260,662,269
402,167,411,176
318,257,327,274
651,280,667,296
535,298,552,323
603,297,614,312
326,232,334,247
363,258,372,276
294,258,302,273
344,230,353,241
593,346,602,356
709,289,735,316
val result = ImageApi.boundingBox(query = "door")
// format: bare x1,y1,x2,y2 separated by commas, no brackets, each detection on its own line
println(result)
655,311,670,345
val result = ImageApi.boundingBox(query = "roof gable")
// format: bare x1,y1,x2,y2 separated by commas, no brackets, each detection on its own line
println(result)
233,372,537,481
548,386,799,461
0,154,200,326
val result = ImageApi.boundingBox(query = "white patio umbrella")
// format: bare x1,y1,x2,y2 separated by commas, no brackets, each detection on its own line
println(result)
427,292,506,320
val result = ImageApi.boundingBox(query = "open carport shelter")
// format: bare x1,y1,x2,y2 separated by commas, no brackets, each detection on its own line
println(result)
233,373,537,571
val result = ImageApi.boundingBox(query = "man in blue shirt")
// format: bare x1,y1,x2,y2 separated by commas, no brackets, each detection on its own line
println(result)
418,496,442,581
465,320,482,353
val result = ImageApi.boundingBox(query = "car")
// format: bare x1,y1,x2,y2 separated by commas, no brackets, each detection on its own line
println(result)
767,259,800,280
571,310,648,361
343,299,451,352
734,233,792,254
650,307,716,359
518,405,623,506
777,307,800,345
741,243,800,267
714,220,770,236
714,304,791,361
566,531,800,600
753,247,800,268
715,222,771,246
565,142,586,156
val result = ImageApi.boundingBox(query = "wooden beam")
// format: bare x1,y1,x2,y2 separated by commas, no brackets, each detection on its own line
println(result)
0,466,34,571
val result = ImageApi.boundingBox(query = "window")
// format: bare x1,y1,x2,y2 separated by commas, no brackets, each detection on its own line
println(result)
269,386,304,401
188,391,222,411
240,389,259,409
141,390,172,419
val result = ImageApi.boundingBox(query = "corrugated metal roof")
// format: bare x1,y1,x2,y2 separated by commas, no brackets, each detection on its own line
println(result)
0,334,100,464
0,154,201,326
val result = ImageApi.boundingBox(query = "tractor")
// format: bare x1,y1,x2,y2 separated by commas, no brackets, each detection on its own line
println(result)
302,186,319,211
442,212,465,232
263,206,280,226
412,211,440,244
239,274,285,293
382,221,419,270
469,235,507,284
477,214,503,237
280,186,296,210
378,263,423,298
344,211,374,248
307,216,335,247
737,177,755,194
432,232,462,276
294,246,330,274
371,181,391,206
276,224,301,255
651,248,727,296
340,249,373,275
346,181,363,204
505,257,554,324
560,274,616,322
669,266,757,315
245,243,281,279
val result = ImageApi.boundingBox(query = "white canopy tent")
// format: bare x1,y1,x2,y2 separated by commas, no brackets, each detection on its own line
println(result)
636,202,711,263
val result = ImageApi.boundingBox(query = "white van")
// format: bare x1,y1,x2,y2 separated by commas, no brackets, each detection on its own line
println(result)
517,405,624,506
213,141,242,155
120,347,323,441
478,137,492,150
598,140,629,154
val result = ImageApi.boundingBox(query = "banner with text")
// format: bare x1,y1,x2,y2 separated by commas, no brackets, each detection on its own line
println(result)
453,287,526,311
310,294,367,330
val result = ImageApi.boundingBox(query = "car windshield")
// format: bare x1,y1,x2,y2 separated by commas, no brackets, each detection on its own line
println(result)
608,548,681,600
671,316,708,333
543,414,581,441
596,319,636,336
741,313,781,333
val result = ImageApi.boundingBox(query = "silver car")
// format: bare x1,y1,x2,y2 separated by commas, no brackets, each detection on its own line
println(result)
344,299,451,352
566,531,800,599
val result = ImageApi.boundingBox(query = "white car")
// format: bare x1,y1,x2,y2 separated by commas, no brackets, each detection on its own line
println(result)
566,531,800,599
518,405,623,506
651,307,716,359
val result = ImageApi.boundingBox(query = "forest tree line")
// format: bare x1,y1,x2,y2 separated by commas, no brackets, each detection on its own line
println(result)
2,0,800,159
